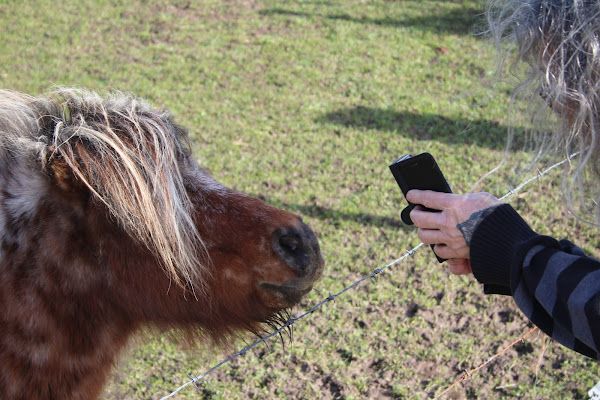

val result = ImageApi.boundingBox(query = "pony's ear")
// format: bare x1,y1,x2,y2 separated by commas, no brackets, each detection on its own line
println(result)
46,153,83,193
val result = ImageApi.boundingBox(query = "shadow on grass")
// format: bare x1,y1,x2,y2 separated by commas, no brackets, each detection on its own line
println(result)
259,5,483,36
252,196,407,230
316,106,517,151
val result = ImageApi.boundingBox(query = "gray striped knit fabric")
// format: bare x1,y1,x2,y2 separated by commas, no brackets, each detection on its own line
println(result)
470,204,600,359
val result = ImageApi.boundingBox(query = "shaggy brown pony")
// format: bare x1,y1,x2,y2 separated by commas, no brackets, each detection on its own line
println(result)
0,88,324,400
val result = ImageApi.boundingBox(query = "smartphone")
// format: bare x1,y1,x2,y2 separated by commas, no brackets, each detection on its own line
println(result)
389,153,452,262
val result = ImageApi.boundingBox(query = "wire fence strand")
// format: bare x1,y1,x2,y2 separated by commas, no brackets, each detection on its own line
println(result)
160,156,573,400
160,243,425,399
433,326,539,399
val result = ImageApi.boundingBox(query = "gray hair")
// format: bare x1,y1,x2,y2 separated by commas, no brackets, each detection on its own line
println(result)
486,0,600,221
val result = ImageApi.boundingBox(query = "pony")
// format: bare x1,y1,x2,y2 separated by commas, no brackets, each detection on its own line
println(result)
0,88,324,400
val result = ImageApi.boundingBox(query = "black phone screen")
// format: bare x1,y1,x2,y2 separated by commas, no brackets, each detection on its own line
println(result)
389,153,451,196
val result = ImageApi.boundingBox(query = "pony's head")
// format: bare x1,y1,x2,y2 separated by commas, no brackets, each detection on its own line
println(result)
0,88,324,344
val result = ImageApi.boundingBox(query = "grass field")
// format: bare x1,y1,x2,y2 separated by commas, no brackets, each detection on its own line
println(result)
2,0,600,399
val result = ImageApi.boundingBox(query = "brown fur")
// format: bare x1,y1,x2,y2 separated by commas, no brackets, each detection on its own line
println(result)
0,88,324,399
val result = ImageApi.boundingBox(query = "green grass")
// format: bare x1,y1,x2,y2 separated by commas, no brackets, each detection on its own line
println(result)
2,0,600,399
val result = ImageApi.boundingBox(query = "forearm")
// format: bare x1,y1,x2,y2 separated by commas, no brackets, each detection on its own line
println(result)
470,204,600,358
513,238,600,358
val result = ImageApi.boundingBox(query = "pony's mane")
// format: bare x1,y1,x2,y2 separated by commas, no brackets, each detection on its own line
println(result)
485,0,600,222
0,87,208,290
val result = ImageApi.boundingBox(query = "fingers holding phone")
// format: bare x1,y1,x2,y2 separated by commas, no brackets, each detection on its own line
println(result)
389,153,452,262
408,190,502,263
407,190,500,229
389,153,503,266
410,203,471,260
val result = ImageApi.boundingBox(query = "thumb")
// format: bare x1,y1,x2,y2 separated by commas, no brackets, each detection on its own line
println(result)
446,259,472,275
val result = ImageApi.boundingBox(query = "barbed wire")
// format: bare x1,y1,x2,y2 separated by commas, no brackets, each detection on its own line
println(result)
160,243,425,399
433,326,539,399
160,155,573,400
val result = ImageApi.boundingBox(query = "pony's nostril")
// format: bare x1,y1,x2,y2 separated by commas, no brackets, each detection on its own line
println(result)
279,234,299,252
274,230,310,272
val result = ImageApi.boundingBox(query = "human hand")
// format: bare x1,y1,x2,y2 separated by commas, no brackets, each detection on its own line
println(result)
406,190,502,275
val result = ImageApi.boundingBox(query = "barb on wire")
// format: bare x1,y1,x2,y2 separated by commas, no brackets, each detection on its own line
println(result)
160,155,575,400
433,327,539,399
498,155,575,201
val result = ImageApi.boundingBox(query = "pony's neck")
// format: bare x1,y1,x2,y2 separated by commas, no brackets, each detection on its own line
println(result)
0,182,138,399
0,284,136,399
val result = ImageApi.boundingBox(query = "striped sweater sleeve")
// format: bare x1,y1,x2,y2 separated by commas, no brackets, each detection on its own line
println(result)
469,204,600,359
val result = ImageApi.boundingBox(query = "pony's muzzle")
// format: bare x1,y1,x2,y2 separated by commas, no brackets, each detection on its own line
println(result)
272,221,323,279
259,220,323,308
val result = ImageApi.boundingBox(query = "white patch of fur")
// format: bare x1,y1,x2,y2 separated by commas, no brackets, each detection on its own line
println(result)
187,159,230,196
4,165,46,222
223,267,250,285
0,161,46,248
